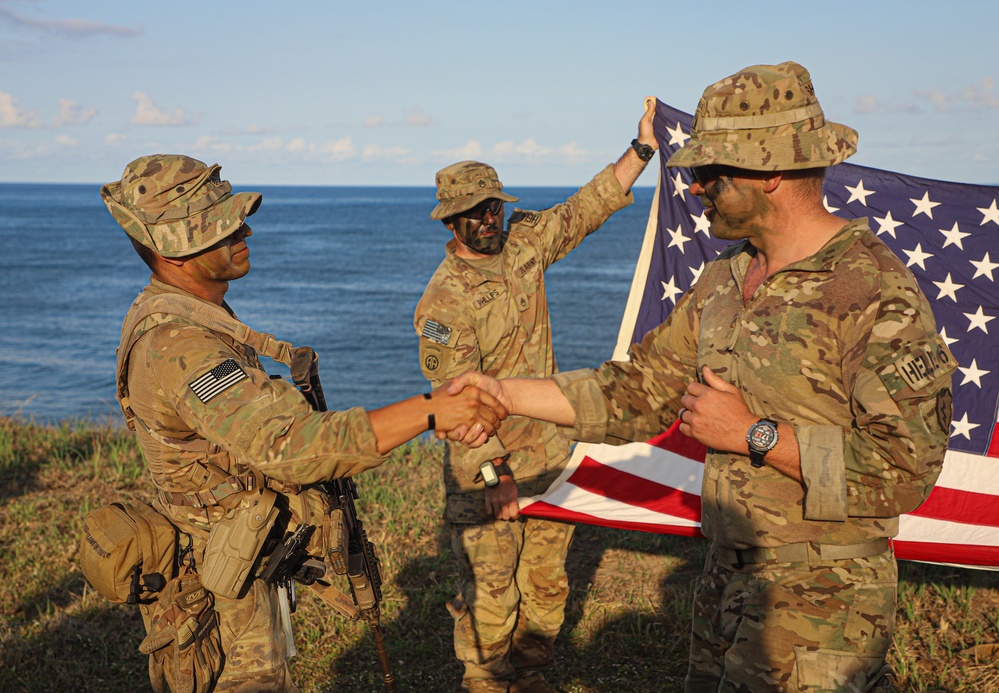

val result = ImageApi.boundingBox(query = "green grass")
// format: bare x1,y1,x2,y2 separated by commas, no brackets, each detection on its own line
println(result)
2,416,999,691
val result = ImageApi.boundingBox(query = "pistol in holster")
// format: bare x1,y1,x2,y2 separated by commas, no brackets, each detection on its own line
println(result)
199,487,281,599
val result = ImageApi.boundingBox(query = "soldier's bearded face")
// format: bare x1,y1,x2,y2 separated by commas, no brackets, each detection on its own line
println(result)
691,168,770,242
451,199,507,256
185,223,253,281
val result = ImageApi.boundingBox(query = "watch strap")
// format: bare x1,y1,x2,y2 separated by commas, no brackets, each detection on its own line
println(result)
631,138,655,162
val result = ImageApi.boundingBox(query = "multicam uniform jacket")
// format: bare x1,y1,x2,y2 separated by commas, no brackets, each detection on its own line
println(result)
117,278,386,539
415,164,632,522
554,218,955,549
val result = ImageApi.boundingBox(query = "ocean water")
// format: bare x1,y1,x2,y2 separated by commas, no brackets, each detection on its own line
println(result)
0,182,653,424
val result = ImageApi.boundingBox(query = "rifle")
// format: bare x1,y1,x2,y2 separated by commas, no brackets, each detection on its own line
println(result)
290,346,396,693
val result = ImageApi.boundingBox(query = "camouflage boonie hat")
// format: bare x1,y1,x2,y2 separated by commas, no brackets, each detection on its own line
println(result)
430,160,519,221
667,61,858,171
100,154,262,258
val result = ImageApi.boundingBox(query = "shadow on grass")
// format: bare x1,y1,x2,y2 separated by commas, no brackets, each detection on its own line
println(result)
320,521,706,692
0,574,147,693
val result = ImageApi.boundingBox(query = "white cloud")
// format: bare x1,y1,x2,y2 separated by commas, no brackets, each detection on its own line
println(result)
405,107,431,127
54,134,77,146
104,133,125,145
249,137,284,152
912,78,999,112
130,91,191,126
489,138,588,165
318,137,356,159
284,136,356,160
0,90,41,128
431,139,484,160
363,108,432,128
54,99,97,126
854,95,879,115
362,143,417,164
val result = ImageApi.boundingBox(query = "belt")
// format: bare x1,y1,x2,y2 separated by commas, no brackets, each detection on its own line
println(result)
715,538,890,569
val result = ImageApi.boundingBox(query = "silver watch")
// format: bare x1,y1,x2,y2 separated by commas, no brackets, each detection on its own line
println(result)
747,418,779,468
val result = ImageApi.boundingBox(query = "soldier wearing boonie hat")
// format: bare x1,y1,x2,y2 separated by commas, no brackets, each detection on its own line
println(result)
443,62,953,693
430,161,520,221
101,154,262,258
415,102,659,692
102,154,506,692
665,60,858,172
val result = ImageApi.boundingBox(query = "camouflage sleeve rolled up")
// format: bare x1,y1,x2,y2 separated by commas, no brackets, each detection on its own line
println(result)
798,270,954,521
141,324,386,485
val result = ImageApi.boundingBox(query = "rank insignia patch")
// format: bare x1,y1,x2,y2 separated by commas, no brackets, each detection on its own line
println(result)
422,319,453,345
189,358,247,403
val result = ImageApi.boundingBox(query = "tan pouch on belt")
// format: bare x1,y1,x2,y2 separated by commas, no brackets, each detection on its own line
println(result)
200,487,280,598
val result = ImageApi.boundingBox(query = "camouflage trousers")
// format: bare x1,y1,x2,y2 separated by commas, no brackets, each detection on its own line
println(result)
448,517,574,692
686,545,897,693
212,579,299,692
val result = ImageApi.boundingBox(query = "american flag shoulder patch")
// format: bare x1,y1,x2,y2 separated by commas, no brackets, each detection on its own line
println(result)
189,358,247,403
422,319,453,346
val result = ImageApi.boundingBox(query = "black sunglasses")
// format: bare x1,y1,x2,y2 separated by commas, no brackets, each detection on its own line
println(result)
461,198,504,220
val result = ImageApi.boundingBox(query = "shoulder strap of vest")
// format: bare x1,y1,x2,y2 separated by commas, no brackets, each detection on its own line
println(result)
115,291,306,427
115,291,316,507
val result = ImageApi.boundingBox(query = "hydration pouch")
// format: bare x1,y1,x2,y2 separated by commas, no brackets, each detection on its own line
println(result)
200,487,280,598
80,501,179,604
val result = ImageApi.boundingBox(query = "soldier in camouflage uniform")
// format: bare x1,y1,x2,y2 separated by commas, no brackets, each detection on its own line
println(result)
101,154,506,691
451,62,955,692
414,102,658,692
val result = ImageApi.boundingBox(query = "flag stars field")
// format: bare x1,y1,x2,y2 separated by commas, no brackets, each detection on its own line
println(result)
964,306,995,334
939,222,970,249
970,252,999,281
958,359,990,388
978,199,999,226
845,179,875,205
671,171,689,201
932,273,964,302
950,412,981,440
910,191,941,219
902,243,934,270
874,210,904,238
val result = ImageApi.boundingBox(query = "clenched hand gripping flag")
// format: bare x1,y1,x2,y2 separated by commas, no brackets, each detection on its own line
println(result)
522,100,999,570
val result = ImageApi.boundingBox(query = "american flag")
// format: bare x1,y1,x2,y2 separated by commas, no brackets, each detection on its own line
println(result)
522,100,999,570
189,358,247,403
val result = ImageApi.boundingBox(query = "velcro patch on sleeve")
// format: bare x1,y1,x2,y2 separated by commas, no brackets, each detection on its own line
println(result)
188,358,247,403
422,319,453,346
508,209,541,227
877,335,956,398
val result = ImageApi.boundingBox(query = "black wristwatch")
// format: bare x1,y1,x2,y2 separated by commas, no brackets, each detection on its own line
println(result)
631,138,655,162
746,418,779,468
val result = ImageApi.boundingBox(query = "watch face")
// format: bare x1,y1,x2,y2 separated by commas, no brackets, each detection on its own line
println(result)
749,422,778,451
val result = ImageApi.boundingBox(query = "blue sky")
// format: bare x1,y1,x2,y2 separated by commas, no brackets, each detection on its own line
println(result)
1,1,997,187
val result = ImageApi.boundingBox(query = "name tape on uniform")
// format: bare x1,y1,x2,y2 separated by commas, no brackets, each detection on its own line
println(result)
189,358,247,403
